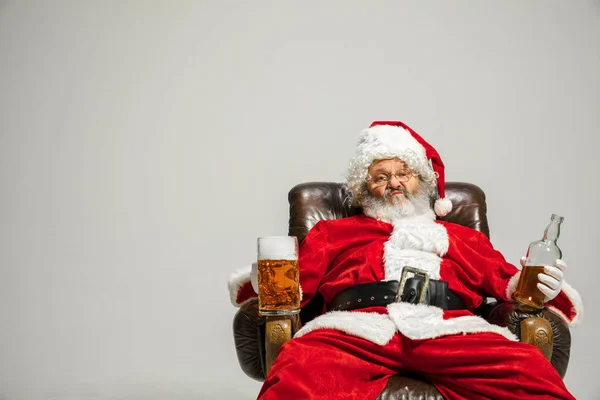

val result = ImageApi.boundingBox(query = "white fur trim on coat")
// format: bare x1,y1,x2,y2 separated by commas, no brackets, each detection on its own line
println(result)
250,262,258,293
384,249,443,281
383,212,449,280
294,304,518,346
294,311,397,346
228,264,254,307
387,302,518,341
505,271,521,301
547,280,584,327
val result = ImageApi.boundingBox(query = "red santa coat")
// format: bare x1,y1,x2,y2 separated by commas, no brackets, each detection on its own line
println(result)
229,211,583,346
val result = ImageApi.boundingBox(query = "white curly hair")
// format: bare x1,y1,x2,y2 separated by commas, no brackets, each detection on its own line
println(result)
345,124,437,205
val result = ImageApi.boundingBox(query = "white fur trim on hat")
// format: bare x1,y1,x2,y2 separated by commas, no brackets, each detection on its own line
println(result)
346,125,436,202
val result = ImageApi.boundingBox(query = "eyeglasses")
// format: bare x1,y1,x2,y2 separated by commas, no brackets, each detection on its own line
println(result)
367,170,414,188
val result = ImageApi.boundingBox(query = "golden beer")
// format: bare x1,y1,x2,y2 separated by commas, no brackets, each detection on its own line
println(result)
258,259,300,314
257,236,300,315
512,266,546,309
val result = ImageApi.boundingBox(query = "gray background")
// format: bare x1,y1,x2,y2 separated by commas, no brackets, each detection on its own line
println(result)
1,1,598,399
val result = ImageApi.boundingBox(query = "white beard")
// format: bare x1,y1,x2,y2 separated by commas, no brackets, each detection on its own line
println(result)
361,185,434,223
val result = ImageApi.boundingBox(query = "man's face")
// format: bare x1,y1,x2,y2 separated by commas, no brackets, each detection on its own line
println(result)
366,158,420,204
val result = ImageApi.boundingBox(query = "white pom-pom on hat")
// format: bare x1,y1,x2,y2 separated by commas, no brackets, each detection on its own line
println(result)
434,197,453,217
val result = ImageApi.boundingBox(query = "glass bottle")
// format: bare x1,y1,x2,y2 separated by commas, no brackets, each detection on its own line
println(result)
512,214,564,310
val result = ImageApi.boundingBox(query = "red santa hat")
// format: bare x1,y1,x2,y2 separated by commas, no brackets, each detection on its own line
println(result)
346,120,453,217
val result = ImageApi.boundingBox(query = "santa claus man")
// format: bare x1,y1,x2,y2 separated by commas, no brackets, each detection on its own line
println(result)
228,120,582,399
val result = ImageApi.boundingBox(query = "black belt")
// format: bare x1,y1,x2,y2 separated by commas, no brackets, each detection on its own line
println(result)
330,275,466,311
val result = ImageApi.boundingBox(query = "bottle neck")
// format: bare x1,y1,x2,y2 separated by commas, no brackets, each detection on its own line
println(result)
543,220,561,242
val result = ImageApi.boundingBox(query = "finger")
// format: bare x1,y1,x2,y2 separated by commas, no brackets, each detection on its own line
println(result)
554,259,567,271
537,282,556,300
543,265,564,281
520,256,527,268
538,273,560,291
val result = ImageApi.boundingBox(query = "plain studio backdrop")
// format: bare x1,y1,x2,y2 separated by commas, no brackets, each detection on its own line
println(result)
1,1,598,399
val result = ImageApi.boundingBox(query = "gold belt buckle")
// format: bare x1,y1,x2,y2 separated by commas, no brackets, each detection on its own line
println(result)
395,266,430,304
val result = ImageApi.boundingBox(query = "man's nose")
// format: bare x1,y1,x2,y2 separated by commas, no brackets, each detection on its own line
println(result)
388,175,402,188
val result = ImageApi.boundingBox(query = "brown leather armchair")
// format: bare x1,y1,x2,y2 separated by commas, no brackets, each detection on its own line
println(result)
233,182,571,399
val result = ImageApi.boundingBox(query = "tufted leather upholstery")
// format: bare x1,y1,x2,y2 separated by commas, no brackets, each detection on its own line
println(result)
233,182,571,398
289,181,490,243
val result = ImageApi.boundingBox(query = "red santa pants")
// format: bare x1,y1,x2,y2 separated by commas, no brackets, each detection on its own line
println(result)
257,328,574,400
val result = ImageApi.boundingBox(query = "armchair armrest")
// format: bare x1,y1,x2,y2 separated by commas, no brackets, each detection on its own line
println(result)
233,299,266,381
233,299,302,380
477,301,571,378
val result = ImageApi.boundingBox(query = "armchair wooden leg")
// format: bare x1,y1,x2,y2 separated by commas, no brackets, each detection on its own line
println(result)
520,316,553,361
264,314,299,376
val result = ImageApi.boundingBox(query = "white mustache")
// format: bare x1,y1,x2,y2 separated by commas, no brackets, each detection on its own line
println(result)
385,188,406,198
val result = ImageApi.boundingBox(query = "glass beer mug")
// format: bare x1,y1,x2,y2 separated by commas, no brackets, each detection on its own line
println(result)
257,236,301,315
512,214,564,310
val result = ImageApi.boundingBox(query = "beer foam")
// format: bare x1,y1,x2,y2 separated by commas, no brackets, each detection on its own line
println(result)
257,236,298,260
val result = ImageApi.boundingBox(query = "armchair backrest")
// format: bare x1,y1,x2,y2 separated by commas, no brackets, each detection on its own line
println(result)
288,182,490,243
287,181,491,324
